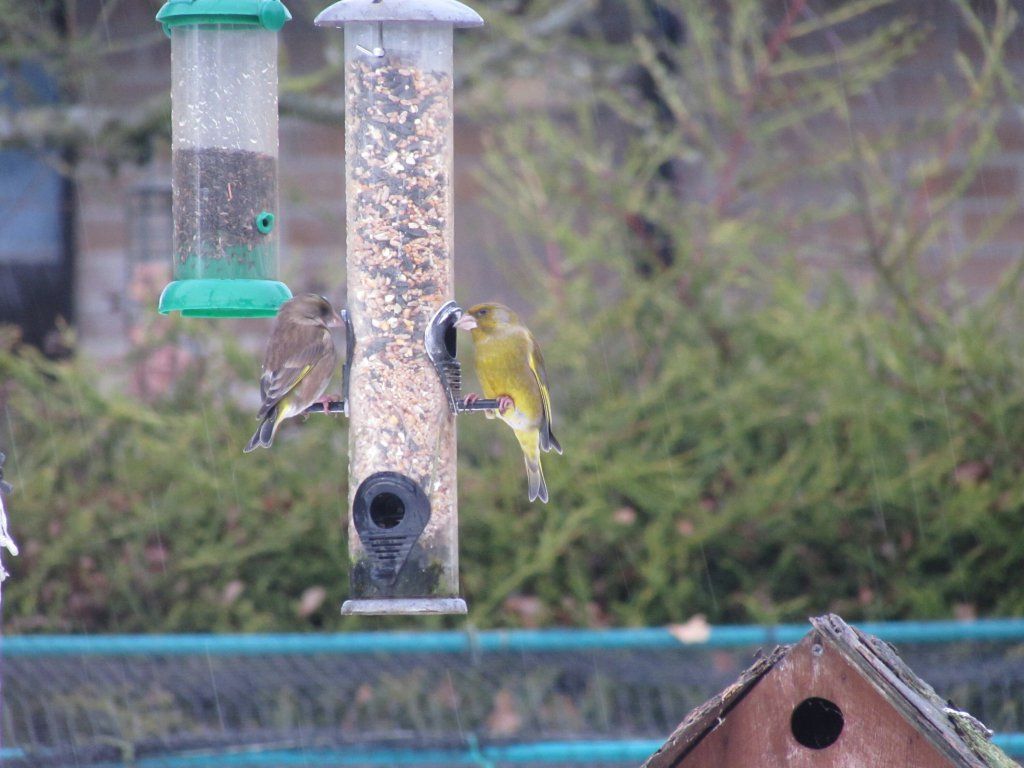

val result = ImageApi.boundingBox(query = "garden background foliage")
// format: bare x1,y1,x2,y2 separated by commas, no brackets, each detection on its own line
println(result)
1,0,1023,632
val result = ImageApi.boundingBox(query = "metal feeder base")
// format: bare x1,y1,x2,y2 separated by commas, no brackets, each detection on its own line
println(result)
340,598,468,616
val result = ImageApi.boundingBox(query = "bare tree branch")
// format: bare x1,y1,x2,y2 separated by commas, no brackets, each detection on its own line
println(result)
0,0,598,163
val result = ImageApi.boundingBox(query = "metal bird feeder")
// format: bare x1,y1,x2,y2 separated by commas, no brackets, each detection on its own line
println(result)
315,0,483,615
156,0,293,317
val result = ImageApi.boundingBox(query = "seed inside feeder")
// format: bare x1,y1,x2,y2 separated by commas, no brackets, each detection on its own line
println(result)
172,147,277,279
345,50,458,599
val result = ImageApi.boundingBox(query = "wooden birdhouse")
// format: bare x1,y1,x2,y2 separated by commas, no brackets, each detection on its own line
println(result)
643,614,1018,768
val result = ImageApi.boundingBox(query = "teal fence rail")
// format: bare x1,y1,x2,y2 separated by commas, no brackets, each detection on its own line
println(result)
2,737,1023,767
6,616,1024,656
3,619,1023,766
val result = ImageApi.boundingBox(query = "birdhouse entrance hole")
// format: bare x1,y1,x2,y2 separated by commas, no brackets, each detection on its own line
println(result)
790,696,844,750
370,492,405,529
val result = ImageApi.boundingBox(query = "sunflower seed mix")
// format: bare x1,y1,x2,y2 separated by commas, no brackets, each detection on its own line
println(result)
172,147,276,278
345,55,458,597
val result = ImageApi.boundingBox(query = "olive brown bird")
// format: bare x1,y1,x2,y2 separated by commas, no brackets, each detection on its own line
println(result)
244,293,343,453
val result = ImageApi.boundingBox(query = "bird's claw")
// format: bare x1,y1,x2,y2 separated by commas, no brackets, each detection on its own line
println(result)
463,392,513,415
315,394,343,414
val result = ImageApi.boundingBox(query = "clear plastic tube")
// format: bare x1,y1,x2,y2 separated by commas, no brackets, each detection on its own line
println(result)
342,21,462,612
170,26,279,281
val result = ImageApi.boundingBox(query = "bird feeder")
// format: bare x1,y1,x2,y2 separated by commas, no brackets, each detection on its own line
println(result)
315,0,483,615
156,0,293,317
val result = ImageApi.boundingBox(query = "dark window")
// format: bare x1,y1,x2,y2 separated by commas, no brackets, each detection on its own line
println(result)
0,62,74,353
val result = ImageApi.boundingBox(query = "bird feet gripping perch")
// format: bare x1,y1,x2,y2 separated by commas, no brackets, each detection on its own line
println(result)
463,392,514,417
308,393,344,415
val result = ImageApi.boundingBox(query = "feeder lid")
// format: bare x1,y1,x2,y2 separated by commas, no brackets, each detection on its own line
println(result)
157,0,292,33
315,0,483,28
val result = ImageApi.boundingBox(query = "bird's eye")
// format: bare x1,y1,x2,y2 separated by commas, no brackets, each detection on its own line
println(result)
479,309,488,316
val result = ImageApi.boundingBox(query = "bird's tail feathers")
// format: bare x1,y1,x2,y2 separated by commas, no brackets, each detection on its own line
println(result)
244,408,278,453
542,425,562,455
517,429,549,503
525,454,548,504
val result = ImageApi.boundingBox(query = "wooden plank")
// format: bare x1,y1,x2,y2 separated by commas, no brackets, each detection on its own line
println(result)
643,646,788,768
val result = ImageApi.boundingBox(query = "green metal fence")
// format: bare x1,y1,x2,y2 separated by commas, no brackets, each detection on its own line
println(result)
3,619,1023,767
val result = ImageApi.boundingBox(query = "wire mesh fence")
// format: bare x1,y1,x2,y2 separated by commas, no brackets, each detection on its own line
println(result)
2,623,1023,767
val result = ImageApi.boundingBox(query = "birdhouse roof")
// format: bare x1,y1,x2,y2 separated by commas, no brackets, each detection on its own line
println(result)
643,613,1017,768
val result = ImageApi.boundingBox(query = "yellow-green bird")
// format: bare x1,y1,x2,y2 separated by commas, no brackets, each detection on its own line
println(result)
244,294,342,453
454,302,562,503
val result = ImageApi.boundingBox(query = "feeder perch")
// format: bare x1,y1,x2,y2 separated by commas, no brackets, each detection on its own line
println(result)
426,301,500,414
156,0,293,317
643,613,1016,768
315,0,483,616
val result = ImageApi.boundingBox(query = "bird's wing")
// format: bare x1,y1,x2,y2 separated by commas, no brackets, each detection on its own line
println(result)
288,342,338,407
259,330,333,414
526,331,562,454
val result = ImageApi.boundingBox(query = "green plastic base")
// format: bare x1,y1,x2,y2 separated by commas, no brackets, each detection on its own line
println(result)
158,279,292,318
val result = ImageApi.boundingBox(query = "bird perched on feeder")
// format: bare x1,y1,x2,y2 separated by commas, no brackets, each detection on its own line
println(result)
244,294,343,453
454,302,562,503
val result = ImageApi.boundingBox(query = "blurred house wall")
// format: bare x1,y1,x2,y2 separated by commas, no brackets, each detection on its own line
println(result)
65,0,1024,365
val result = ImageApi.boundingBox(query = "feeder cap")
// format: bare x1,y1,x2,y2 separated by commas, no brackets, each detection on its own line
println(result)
315,0,483,28
157,0,292,33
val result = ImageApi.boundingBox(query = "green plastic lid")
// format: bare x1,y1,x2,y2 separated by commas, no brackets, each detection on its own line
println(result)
158,278,293,318
157,0,292,33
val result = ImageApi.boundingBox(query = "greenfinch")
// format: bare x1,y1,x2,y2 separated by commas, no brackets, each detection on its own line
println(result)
455,303,562,503
244,294,342,453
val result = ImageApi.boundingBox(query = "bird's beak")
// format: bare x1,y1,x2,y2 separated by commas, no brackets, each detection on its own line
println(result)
327,309,344,328
453,313,477,331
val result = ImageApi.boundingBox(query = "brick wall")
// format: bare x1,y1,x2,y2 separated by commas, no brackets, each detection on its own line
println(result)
851,2,1024,295
68,0,1024,366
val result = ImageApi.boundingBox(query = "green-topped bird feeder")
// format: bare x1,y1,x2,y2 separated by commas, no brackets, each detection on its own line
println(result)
156,0,293,317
